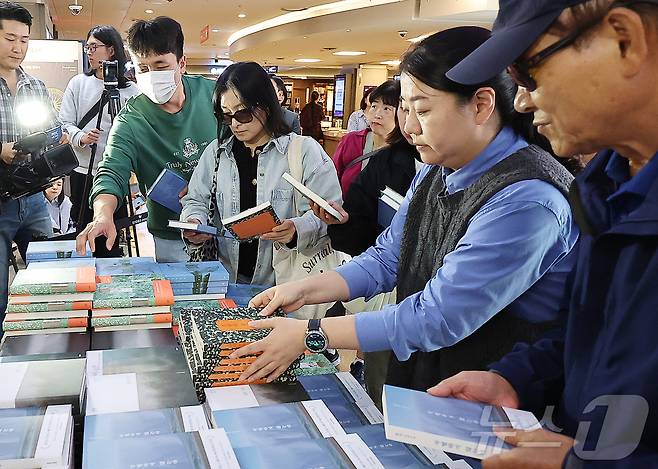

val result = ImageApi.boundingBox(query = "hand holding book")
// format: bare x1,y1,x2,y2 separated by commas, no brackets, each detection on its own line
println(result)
427,370,520,409
309,200,348,225
181,218,213,245
259,219,297,244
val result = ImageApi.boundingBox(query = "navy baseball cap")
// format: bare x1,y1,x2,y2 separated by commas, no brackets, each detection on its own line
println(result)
447,0,587,85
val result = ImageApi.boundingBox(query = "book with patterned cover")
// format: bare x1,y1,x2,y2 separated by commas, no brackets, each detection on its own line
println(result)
91,313,172,328
25,240,92,260
10,267,96,295
6,300,92,314
93,278,174,309
221,202,281,241
2,317,88,332
172,299,237,326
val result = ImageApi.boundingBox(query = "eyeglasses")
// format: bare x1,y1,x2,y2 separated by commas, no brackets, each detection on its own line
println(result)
507,0,657,91
221,108,254,126
84,43,109,54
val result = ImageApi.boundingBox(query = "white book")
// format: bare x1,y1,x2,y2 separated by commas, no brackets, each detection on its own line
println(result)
381,187,404,208
92,323,172,332
282,172,343,220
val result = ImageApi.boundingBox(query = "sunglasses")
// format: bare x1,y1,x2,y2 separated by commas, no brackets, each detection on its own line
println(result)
221,108,254,126
508,0,658,91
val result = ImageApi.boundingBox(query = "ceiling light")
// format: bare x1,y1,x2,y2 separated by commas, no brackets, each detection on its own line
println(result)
333,51,366,56
237,13,247,18
145,9,154,14
380,60,401,66
346,29,351,32
294,58,321,63
211,28,220,33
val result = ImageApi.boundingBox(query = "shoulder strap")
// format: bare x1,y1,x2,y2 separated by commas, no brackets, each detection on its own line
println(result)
77,93,107,130
286,135,305,216
345,147,380,171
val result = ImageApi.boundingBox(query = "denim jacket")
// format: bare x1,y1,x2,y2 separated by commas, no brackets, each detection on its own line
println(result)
180,133,342,285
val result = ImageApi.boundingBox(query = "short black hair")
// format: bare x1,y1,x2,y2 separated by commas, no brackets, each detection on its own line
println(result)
368,80,402,145
310,90,320,102
0,2,32,29
215,62,292,138
127,16,184,60
359,88,373,111
85,25,131,89
270,75,288,106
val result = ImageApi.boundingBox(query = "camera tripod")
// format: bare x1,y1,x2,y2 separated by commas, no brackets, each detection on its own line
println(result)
77,84,142,257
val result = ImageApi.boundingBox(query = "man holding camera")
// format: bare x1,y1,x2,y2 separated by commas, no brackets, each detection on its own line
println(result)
76,16,223,262
0,2,58,320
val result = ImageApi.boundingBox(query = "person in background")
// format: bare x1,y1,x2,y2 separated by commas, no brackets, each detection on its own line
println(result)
0,2,57,322
76,17,223,262
59,25,139,255
270,74,300,134
299,90,324,142
312,96,423,407
333,80,399,197
181,62,341,286
346,88,372,132
429,0,658,466
44,178,75,236
230,27,579,400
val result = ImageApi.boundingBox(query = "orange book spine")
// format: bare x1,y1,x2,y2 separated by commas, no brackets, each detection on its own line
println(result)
216,319,253,331
76,266,97,292
152,279,175,306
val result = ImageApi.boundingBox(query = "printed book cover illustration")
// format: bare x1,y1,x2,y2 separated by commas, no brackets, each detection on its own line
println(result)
0,360,85,414
233,439,351,469
9,266,96,295
6,300,92,314
147,168,188,214
382,385,538,460
92,278,175,309
90,313,172,329
211,403,321,449
2,317,88,331
353,424,438,469
25,240,92,260
0,414,43,462
87,346,189,376
221,202,281,241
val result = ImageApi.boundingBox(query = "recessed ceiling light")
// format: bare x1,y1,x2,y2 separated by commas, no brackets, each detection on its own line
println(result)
333,51,366,56
211,28,220,33
145,9,154,14
294,58,321,63
380,60,401,66
237,13,247,18
303,36,308,39
345,29,351,32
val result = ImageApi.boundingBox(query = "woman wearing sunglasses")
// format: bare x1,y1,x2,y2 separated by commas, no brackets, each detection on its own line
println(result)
229,27,579,391
180,61,342,286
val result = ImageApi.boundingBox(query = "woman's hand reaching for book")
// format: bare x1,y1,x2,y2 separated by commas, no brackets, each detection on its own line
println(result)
249,280,308,317
230,317,307,383
310,201,348,225
260,219,297,244
182,218,211,245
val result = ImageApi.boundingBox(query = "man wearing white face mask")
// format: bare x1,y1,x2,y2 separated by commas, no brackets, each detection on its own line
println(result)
76,16,225,262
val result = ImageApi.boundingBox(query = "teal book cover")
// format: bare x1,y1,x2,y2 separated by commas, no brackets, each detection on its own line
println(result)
95,257,159,277
211,403,321,449
92,278,174,308
234,439,351,469
0,414,43,462
25,240,92,260
9,266,96,295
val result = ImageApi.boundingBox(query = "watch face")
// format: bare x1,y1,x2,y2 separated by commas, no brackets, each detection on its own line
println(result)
305,330,327,353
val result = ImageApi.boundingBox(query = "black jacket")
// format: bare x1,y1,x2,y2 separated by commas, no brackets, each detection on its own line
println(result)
328,139,418,256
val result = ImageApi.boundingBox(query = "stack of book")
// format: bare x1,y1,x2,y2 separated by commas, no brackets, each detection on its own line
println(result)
82,405,211,469
171,298,237,335
95,257,230,301
177,306,302,400
5,264,95,336
24,240,92,264
84,346,199,416
0,405,75,468
225,283,269,307
378,186,405,228
0,359,86,415
91,277,175,332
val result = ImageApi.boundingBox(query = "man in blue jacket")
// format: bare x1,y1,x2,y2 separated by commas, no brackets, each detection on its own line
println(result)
431,0,658,467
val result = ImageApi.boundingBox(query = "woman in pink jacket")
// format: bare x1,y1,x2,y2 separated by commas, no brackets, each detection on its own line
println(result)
333,80,399,197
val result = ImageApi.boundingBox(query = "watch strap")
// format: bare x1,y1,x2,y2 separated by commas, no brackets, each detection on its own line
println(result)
308,318,321,332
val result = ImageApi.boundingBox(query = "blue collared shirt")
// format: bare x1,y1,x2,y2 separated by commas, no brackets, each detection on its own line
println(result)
336,127,579,361
605,152,658,223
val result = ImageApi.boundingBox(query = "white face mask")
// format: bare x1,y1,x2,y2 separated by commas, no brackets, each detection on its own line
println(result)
136,69,178,104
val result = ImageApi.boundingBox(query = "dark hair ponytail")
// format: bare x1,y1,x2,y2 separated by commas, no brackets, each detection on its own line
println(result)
400,26,542,147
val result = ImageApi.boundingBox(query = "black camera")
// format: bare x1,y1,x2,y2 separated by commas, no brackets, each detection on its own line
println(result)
102,60,119,89
0,126,78,202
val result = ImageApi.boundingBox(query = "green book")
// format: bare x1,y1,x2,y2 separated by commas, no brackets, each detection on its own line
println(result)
9,266,96,295
2,317,88,331
6,300,92,314
92,278,174,309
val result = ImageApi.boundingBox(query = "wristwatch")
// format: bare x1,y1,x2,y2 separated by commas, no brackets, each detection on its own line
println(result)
304,319,328,353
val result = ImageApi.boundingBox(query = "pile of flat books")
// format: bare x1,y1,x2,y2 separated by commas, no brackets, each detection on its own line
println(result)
24,239,92,264
0,405,75,468
178,306,302,400
84,345,199,416
5,260,96,336
95,257,230,301
91,277,175,332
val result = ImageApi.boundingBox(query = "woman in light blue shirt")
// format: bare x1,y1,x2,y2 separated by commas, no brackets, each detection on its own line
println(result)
232,27,579,391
